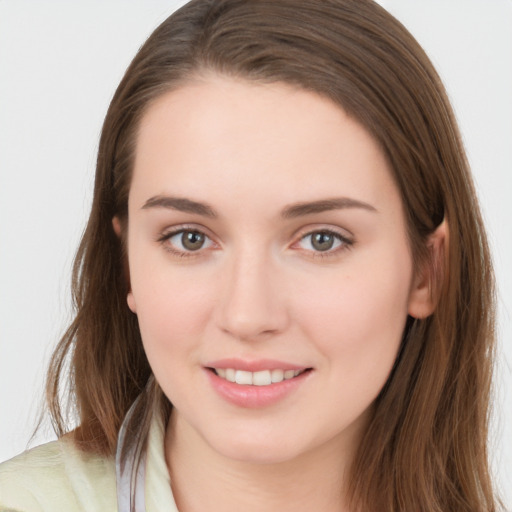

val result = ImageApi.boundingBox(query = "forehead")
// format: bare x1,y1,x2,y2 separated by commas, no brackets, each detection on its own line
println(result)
130,75,399,216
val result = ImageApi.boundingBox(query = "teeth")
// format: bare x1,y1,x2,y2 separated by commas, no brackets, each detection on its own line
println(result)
235,370,253,385
271,369,284,383
214,368,305,386
253,370,272,386
284,370,295,380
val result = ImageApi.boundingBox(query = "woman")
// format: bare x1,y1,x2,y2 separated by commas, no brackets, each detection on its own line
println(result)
0,0,501,511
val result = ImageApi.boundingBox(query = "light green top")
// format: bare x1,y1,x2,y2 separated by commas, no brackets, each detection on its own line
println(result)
0,412,178,511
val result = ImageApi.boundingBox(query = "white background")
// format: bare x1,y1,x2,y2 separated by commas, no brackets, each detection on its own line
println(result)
0,0,510,507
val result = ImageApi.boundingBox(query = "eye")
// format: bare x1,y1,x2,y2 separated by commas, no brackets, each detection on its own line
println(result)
297,230,351,253
159,229,214,254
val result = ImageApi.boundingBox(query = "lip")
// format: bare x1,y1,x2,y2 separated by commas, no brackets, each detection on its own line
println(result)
205,358,308,372
204,361,312,409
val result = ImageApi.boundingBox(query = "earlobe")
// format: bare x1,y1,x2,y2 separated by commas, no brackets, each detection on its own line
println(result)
407,218,449,319
112,216,122,238
127,291,137,313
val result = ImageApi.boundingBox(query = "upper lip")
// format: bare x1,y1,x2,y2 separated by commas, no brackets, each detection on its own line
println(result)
205,358,310,372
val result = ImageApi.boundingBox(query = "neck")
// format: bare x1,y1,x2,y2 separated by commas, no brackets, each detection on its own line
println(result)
165,411,360,512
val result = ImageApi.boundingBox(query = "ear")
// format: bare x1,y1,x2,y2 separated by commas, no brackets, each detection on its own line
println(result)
112,216,137,314
407,219,449,319
112,216,122,238
127,291,137,314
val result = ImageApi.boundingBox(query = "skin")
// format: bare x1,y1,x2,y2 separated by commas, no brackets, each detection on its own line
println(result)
121,74,440,512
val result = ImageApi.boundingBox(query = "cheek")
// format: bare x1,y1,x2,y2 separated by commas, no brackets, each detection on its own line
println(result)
129,259,217,366
130,272,218,407
294,250,413,381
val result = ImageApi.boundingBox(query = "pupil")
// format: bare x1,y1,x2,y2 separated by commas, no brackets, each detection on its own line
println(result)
312,232,334,251
182,231,205,251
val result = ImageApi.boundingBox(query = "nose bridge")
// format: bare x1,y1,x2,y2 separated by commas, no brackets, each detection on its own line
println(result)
216,243,287,340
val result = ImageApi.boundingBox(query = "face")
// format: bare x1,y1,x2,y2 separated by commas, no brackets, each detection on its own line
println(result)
125,75,431,465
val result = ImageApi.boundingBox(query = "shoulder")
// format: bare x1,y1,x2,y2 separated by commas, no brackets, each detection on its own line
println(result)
0,437,116,512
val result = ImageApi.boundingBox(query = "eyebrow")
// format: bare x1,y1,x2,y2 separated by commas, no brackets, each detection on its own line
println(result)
281,197,377,218
141,195,377,218
142,196,217,218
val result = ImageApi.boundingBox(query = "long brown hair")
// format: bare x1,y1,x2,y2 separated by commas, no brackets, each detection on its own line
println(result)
45,1,499,510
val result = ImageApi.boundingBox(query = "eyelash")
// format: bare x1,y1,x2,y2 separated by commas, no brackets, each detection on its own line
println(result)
157,226,354,259
157,225,215,258
294,229,353,259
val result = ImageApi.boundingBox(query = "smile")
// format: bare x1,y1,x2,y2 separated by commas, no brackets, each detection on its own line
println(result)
206,365,312,408
213,368,306,386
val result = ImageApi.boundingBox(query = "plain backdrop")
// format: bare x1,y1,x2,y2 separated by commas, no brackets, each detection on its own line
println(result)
0,0,511,507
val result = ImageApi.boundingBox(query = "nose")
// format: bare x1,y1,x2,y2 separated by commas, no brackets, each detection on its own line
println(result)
215,249,289,341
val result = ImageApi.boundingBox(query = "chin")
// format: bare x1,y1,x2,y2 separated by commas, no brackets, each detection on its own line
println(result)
200,431,294,464
207,430,306,465
221,445,301,466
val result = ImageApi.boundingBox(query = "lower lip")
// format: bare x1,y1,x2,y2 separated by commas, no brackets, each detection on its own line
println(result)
205,369,311,408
